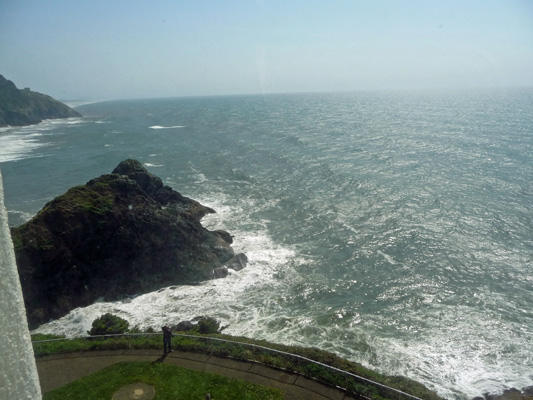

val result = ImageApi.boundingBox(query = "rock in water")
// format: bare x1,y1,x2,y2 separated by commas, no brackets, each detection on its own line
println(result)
11,160,238,329
226,253,248,271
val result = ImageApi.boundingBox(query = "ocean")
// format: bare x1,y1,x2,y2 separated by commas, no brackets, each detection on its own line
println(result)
1,89,532,399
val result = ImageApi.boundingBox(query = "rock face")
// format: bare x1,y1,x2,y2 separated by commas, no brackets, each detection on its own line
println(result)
11,160,245,329
479,387,533,400
0,74,81,127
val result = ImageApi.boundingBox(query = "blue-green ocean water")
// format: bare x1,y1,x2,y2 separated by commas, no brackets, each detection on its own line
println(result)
1,89,532,399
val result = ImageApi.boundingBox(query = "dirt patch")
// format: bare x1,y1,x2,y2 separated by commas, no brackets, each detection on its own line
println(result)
112,382,155,400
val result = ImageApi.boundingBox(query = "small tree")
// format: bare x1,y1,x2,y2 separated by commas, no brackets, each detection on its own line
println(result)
88,313,129,336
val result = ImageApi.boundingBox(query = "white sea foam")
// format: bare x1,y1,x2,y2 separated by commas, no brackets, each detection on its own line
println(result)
34,177,304,339
33,231,300,338
143,163,164,168
148,125,185,129
0,133,47,163
371,320,533,399
64,100,106,108
193,173,208,183
0,118,88,163
377,250,402,265
45,117,85,126
7,210,33,225
65,119,85,125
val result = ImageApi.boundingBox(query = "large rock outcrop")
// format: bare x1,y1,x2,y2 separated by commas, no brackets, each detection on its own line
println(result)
11,160,243,329
0,74,81,127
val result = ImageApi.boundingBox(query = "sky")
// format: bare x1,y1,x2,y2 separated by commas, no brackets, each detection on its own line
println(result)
0,0,532,100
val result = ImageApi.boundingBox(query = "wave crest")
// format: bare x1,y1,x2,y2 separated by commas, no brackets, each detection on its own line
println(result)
148,125,185,130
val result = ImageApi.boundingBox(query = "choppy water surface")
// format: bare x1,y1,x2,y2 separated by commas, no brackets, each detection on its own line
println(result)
1,89,532,399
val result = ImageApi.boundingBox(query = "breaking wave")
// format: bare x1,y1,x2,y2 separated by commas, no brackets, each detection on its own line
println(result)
148,125,185,130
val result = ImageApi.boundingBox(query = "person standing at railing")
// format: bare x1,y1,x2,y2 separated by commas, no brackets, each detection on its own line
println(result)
162,326,173,354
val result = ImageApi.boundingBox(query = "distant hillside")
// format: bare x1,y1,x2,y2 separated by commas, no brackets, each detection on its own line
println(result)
0,75,81,127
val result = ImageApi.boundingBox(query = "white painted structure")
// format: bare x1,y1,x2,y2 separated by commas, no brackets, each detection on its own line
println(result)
0,171,42,399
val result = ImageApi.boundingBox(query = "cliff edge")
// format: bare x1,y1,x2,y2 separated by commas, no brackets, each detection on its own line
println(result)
11,160,244,329
0,74,81,127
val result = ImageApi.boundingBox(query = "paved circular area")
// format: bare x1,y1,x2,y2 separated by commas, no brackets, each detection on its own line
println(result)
36,349,359,399
112,382,155,400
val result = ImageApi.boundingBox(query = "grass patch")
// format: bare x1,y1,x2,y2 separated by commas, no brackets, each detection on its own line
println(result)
43,361,283,400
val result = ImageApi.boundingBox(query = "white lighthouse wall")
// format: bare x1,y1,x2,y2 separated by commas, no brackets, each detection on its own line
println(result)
0,171,42,399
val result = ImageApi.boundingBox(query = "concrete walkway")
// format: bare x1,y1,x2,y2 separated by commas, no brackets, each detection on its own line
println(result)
36,349,362,400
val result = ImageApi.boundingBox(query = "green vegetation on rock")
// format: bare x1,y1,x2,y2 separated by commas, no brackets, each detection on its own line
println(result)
197,316,222,334
87,313,130,336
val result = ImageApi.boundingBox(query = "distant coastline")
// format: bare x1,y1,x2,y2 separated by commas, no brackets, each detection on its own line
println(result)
63,99,108,109
0,74,81,127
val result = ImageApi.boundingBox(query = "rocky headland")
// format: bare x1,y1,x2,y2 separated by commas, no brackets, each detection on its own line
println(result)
0,74,81,127
11,160,246,329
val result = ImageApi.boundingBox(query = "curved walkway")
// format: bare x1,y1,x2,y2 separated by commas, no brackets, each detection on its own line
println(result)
36,349,362,400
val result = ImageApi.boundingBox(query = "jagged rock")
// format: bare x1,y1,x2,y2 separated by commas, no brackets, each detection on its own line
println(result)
213,266,229,279
226,253,248,271
172,321,194,331
171,316,224,333
0,74,81,127
11,160,237,329
482,387,533,400
213,230,233,244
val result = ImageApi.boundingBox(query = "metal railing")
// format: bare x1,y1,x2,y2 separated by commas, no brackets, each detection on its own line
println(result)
33,333,425,400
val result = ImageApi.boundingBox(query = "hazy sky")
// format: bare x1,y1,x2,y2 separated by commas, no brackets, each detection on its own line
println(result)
1,0,532,100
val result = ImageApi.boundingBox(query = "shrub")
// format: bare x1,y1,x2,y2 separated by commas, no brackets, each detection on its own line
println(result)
196,317,221,334
88,313,129,336
128,325,142,334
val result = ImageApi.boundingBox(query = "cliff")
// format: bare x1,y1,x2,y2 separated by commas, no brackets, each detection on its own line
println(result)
11,160,245,329
0,74,81,127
